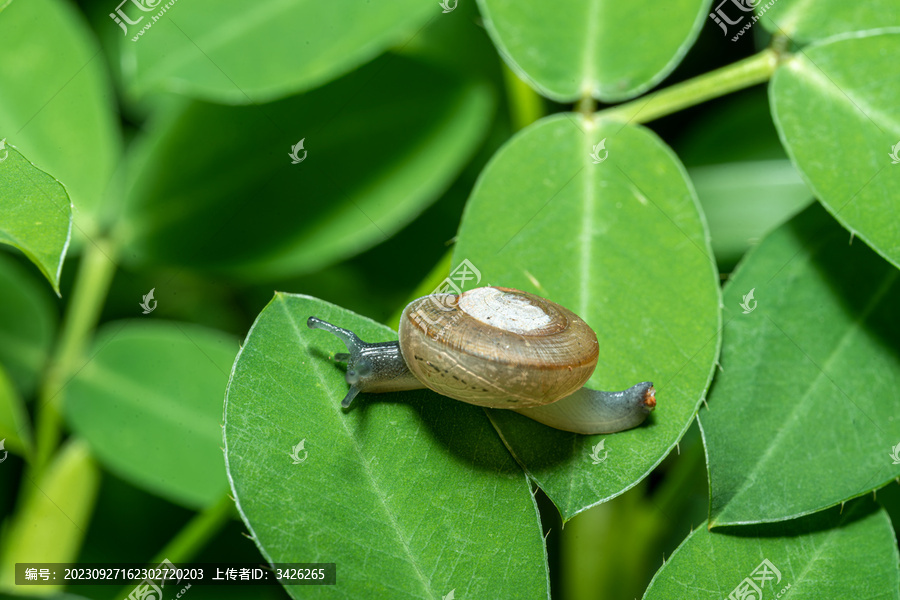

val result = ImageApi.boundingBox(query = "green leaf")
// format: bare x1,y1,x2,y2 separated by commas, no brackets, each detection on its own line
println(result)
476,0,708,102
0,0,120,224
0,143,72,294
690,159,812,269
756,0,900,42
64,321,238,508
0,439,100,593
119,0,436,104
225,294,549,599
771,30,900,270
0,252,57,395
643,499,899,599
121,55,493,279
0,363,33,459
453,114,721,520
701,203,900,527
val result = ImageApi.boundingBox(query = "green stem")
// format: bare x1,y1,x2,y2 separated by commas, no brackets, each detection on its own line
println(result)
33,238,118,477
596,49,780,125
114,494,236,600
501,63,545,131
151,494,236,564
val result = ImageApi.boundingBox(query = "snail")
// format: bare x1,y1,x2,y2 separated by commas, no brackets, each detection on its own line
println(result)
308,286,655,435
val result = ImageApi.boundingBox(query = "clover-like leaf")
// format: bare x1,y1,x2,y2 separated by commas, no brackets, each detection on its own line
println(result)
644,499,899,599
701,203,900,526
771,30,900,270
64,321,238,508
121,55,493,279
0,143,72,294
756,0,900,42
454,114,720,520
0,0,120,224
119,0,437,104
477,0,708,102
225,294,548,599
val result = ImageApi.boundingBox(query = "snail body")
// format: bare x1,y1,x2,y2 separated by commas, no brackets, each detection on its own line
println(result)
308,286,655,435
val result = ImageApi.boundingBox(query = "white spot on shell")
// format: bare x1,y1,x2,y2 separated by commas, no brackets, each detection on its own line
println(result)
458,288,552,334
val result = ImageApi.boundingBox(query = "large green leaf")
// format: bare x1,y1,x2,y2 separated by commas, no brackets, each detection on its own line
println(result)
701,203,900,527
120,55,493,279
476,0,708,102
0,143,71,294
0,252,57,395
771,31,900,270
453,114,720,521
119,0,436,104
225,294,549,599
64,321,238,508
644,499,899,599
0,0,119,225
755,0,900,42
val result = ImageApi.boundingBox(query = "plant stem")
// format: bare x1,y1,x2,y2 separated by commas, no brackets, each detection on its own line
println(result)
114,494,236,600
596,49,780,125
33,238,118,478
151,494,236,565
501,63,545,131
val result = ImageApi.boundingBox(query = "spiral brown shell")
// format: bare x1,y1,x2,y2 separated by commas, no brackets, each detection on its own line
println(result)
398,286,599,408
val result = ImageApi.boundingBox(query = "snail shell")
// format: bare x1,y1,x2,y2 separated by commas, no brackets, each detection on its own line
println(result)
399,286,599,408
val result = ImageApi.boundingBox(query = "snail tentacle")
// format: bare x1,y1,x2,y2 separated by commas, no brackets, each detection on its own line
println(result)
307,317,422,407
